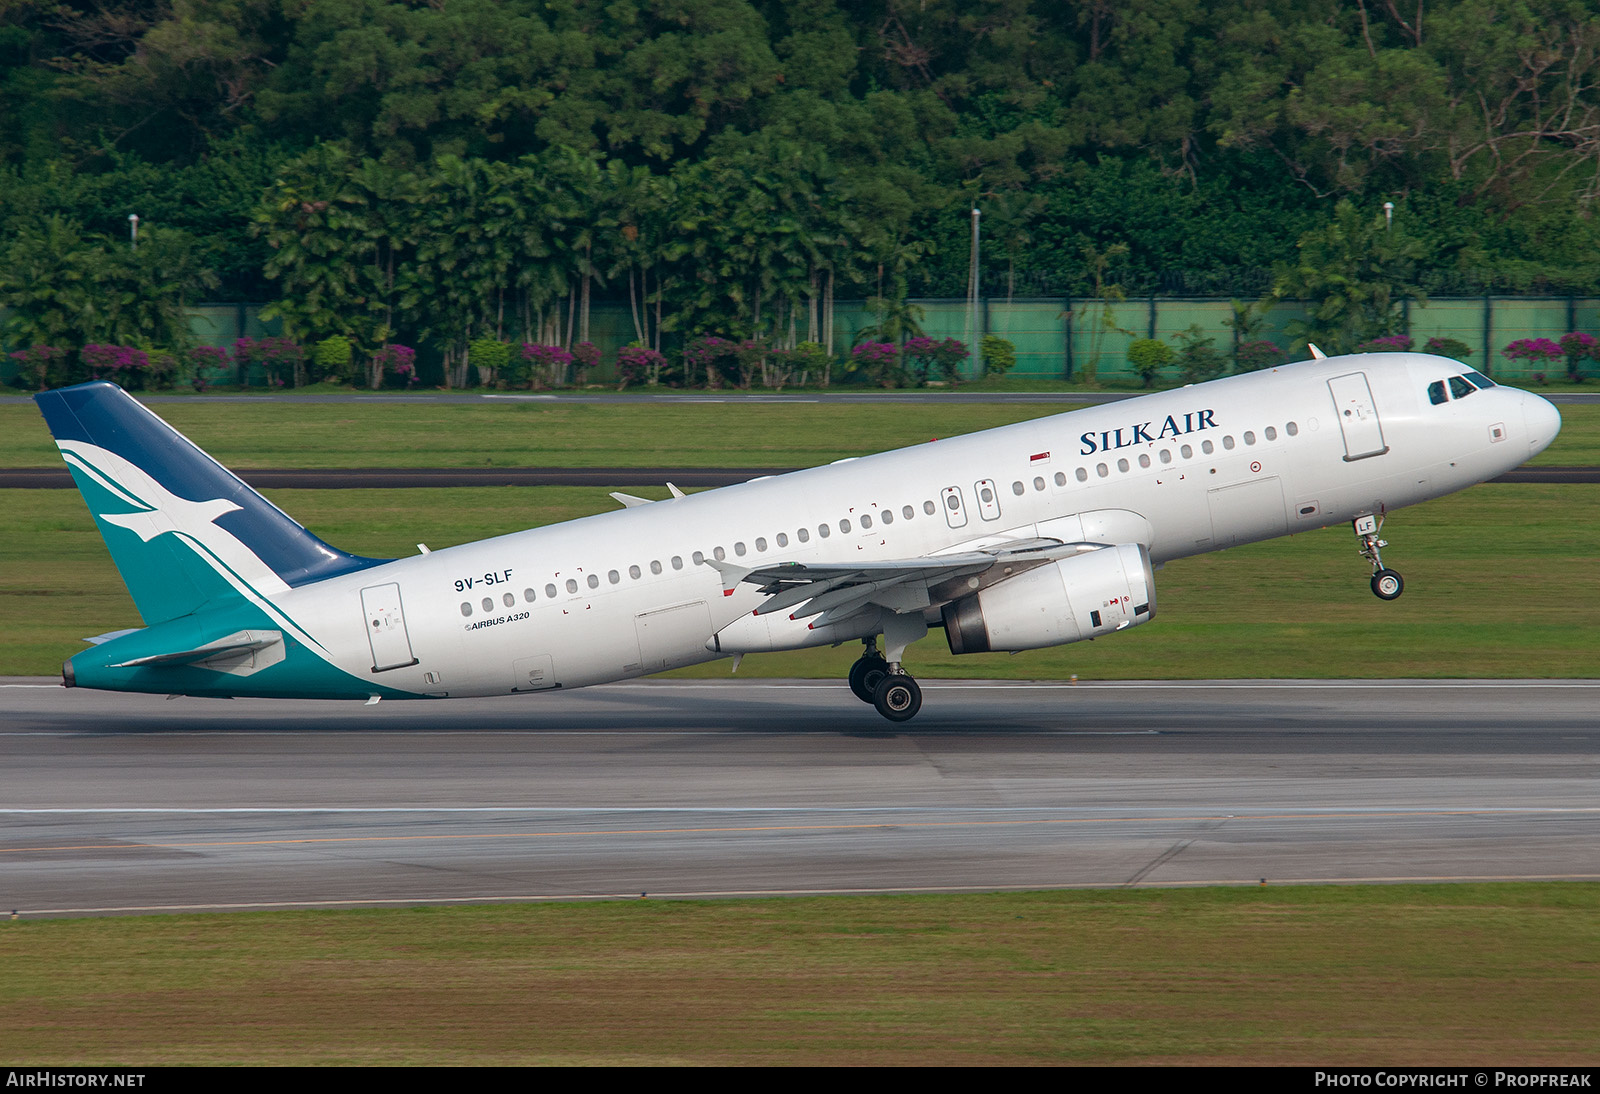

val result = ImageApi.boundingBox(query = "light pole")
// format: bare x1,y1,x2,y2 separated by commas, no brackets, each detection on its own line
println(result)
967,205,981,377
128,214,139,251
1383,202,1394,231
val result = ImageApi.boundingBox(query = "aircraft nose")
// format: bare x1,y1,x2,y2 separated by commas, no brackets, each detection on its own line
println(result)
1522,392,1562,458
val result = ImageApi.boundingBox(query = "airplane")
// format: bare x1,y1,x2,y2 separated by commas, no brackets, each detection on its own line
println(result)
34,351,1560,722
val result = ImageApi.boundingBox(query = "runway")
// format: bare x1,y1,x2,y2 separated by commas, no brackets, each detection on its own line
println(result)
2,678,1596,916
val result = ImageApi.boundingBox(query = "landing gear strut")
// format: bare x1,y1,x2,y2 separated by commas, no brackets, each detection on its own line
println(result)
848,615,930,722
1355,513,1404,600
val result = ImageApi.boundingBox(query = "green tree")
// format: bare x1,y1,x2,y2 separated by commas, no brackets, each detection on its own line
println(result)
1269,200,1426,354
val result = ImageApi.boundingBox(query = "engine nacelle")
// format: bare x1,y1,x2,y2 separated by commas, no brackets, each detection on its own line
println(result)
942,543,1156,654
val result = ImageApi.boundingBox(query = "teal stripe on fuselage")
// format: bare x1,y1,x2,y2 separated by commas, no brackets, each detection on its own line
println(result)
69,600,418,700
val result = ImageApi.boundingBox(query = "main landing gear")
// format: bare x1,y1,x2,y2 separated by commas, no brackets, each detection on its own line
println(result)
847,614,929,723
1354,513,1404,601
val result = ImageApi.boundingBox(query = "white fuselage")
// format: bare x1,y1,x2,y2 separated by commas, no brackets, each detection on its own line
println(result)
276,354,1559,697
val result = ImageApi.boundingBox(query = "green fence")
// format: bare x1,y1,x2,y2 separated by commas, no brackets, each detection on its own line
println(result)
5,296,1599,387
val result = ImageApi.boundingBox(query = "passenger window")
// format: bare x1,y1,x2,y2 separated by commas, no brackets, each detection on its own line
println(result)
839,519,850,533
1181,444,1193,458
1012,480,1025,496
460,602,472,617
903,505,915,519
1117,458,1129,473
1223,435,1235,450
671,556,683,570
1054,472,1067,486
798,528,810,543
1160,449,1172,464
755,537,767,551
980,485,994,503
545,583,557,598
1096,463,1109,478
629,565,641,579
714,546,726,561
607,570,619,584
1033,476,1046,491
1138,454,1150,468
504,593,515,606
692,551,704,565
880,510,892,524
566,579,578,593
650,562,662,575
1264,427,1277,441
1076,467,1088,482
1428,380,1448,405
776,533,788,547
734,542,746,556
1244,431,1256,445
586,575,599,589
860,514,872,529
1449,375,1474,399
923,500,936,515
1286,421,1299,436
524,588,536,602
818,524,830,539
1202,440,1214,455
482,597,493,612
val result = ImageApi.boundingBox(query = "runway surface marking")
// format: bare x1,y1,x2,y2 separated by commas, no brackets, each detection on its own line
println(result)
6,806,1596,855
23,873,1600,917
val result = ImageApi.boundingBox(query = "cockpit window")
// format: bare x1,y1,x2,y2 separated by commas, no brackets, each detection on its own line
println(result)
1449,375,1475,399
1465,370,1496,388
1428,380,1448,405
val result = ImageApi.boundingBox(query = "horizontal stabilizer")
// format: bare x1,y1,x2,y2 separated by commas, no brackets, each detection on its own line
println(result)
109,630,283,669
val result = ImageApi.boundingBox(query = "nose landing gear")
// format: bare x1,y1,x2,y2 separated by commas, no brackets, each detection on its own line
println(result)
1355,513,1404,600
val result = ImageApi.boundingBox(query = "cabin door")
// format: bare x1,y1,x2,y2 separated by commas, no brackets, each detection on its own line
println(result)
1327,372,1390,461
361,583,419,672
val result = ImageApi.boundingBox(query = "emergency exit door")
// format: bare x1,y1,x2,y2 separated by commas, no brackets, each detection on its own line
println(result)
361,582,419,672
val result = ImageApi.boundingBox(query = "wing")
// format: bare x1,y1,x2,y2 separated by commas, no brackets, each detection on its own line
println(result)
730,538,1112,629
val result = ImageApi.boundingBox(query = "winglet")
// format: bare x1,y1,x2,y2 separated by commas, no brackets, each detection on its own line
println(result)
666,483,686,499
1308,343,1328,359
609,492,653,508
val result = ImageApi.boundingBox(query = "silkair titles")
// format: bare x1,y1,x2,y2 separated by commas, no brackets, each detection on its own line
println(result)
1080,409,1218,455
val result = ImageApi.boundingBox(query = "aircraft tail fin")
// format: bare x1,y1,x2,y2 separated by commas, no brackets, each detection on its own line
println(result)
34,382,383,625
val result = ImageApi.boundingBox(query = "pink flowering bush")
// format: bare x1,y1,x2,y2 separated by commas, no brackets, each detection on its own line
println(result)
233,336,307,386
1558,332,1599,382
372,344,417,389
850,340,901,387
616,345,666,389
1234,340,1283,372
1504,338,1563,362
682,336,736,388
81,344,149,386
1355,334,1414,353
7,344,65,390
1424,336,1473,362
570,340,599,384
902,336,971,385
519,342,574,388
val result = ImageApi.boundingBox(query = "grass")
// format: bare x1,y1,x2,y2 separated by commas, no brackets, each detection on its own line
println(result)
3,483,1596,678
1,398,1597,468
1,884,1595,1065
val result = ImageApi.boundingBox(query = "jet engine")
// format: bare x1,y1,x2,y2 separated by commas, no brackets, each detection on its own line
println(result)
942,543,1156,654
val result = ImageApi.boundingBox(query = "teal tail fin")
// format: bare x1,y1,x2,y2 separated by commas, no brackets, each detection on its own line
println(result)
34,382,383,624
